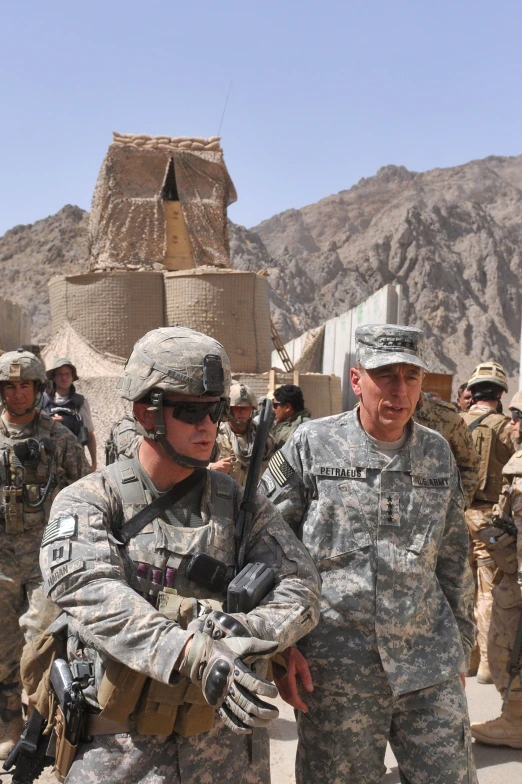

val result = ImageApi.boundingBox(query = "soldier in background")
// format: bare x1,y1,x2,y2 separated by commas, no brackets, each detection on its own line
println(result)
270,384,311,451
462,362,515,684
261,324,476,784
0,350,89,759
471,391,522,747
39,327,321,784
456,383,473,412
414,390,480,508
42,357,97,470
210,382,275,485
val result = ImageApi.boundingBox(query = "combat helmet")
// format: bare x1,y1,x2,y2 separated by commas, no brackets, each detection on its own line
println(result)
117,327,231,468
0,349,48,413
467,361,508,400
228,381,257,423
509,391,522,415
46,357,79,382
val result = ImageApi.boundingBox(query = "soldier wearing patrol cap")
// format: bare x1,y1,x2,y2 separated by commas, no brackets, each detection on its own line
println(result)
38,327,320,784
0,349,89,759
471,390,522,748
210,382,275,486
260,323,477,784
462,361,516,684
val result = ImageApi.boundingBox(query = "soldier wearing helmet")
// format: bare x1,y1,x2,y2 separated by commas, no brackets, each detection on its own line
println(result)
462,361,516,685
472,390,522,747
0,350,89,759
38,327,320,784
42,357,97,470
210,382,275,486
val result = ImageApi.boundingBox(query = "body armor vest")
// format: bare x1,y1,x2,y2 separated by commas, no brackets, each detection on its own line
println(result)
0,414,56,533
42,387,85,439
463,410,512,503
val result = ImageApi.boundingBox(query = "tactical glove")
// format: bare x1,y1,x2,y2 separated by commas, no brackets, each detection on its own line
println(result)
477,527,518,574
189,610,252,640
179,632,279,734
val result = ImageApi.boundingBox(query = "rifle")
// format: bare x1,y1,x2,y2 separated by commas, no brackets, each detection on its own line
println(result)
227,398,276,612
502,606,522,710
3,659,86,784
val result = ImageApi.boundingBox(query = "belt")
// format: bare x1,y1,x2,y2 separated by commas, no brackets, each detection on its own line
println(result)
87,714,131,736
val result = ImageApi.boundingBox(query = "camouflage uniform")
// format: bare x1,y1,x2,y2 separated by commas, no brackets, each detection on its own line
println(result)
214,421,274,487
270,409,311,452
261,324,476,784
414,391,480,508
39,327,321,784
105,413,142,464
0,403,89,752
462,403,515,673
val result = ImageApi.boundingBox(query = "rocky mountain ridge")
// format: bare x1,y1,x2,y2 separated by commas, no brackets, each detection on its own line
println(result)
1,153,521,387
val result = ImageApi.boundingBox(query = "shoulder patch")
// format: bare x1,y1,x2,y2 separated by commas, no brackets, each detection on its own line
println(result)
267,451,295,487
41,515,77,548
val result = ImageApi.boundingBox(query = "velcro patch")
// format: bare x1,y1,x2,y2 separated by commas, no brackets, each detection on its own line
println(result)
412,476,450,488
44,558,84,593
50,540,72,567
41,515,77,548
380,492,400,526
315,466,366,479
267,451,295,487
259,474,276,496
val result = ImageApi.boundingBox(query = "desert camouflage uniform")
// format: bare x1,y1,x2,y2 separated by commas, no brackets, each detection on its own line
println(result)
39,463,321,784
486,451,522,699
414,391,480,508
0,410,89,722
462,404,515,670
213,421,275,486
270,409,311,452
261,410,476,784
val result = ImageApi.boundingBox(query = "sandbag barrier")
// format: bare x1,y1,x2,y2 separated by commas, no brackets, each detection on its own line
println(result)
111,132,222,152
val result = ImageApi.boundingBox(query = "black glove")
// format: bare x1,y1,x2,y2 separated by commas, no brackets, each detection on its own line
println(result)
179,632,279,734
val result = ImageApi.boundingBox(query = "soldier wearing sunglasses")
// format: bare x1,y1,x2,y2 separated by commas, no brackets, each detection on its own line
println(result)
38,326,321,784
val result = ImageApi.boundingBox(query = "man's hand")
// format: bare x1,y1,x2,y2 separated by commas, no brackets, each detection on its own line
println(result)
460,672,466,689
210,457,234,474
274,647,313,713
52,414,64,422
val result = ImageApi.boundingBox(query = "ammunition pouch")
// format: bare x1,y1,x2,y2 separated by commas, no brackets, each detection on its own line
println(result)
477,525,518,574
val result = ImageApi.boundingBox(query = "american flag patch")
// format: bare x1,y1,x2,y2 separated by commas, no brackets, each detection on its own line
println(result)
41,515,77,548
267,451,295,487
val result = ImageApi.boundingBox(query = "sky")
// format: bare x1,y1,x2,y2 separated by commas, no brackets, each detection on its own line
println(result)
1,0,522,237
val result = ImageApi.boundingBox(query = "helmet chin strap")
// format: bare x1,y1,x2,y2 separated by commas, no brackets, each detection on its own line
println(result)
0,384,43,417
148,390,211,470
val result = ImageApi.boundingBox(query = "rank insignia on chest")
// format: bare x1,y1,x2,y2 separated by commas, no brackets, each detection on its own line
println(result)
267,451,295,487
379,492,400,526
41,514,78,548
315,466,366,479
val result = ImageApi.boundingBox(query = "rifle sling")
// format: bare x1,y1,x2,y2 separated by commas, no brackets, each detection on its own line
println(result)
468,411,493,433
116,469,207,545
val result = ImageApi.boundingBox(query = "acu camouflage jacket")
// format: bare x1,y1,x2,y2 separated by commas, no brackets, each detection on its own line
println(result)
260,410,475,697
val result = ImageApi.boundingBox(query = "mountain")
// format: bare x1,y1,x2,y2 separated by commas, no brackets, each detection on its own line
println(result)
1,154,521,387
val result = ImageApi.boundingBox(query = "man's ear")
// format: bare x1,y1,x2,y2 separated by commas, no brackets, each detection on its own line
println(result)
133,402,156,432
350,366,363,397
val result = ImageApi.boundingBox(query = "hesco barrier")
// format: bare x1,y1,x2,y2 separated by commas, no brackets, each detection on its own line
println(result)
0,298,31,351
233,372,342,420
49,272,165,358
164,268,272,373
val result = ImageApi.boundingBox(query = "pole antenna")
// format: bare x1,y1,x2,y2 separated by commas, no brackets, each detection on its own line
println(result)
217,81,233,136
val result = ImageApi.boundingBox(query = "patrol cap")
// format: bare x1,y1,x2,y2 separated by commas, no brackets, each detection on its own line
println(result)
46,357,79,382
355,324,428,371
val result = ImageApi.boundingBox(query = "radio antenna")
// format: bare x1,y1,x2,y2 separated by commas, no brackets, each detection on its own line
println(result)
217,81,233,136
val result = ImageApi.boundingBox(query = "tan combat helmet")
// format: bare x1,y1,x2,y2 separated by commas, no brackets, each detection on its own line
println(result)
46,357,79,382
228,382,257,424
467,361,508,396
509,391,522,413
0,349,48,412
117,327,231,468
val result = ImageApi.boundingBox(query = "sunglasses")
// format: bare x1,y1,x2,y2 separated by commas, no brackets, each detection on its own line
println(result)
272,401,282,408
162,400,226,424
510,409,521,422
